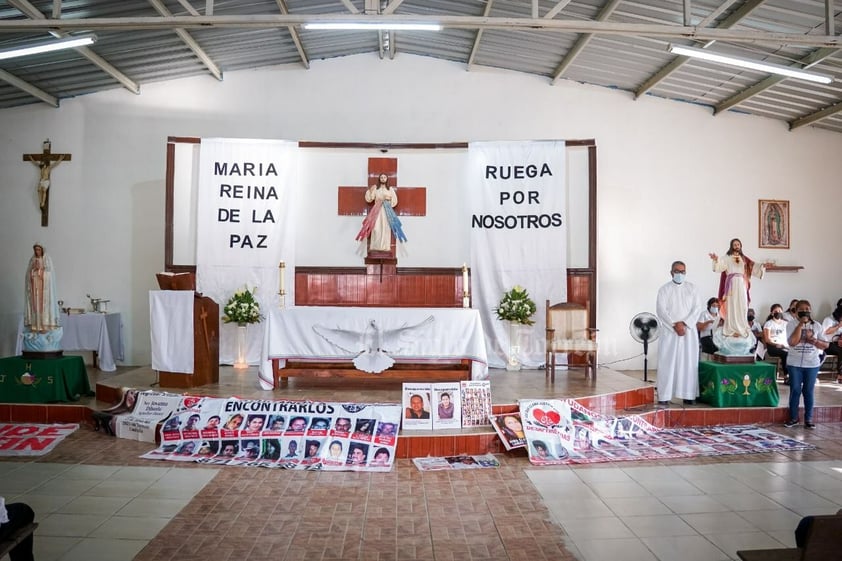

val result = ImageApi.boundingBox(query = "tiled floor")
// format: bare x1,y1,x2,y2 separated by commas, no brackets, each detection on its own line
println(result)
3,365,842,560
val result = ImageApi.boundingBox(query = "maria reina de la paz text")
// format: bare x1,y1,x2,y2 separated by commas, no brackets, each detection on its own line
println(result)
215,161,280,249
473,163,563,230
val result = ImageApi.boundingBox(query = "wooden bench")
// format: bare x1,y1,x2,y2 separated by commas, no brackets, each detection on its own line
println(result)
737,514,842,561
0,522,37,558
274,359,472,386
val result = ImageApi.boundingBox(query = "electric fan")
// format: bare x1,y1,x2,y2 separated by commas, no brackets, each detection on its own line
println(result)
630,312,660,382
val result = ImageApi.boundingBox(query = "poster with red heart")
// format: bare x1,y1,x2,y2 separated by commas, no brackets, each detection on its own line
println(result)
519,399,575,465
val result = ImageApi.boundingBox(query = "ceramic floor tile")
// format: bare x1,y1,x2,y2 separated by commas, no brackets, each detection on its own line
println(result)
640,535,730,561
735,509,804,532
702,531,788,560
602,496,672,517
56,495,132,516
680,512,760,534
89,515,172,539
12,492,77,515
637,479,705,497
58,537,148,561
762,490,841,515
37,513,109,537
61,464,121,480
660,495,733,515
766,530,797,548
32,536,82,561
560,516,633,541
574,467,634,484
116,497,191,517
620,514,699,538
588,480,652,499
708,492,782,512
576,537,657,561
543,497,614,521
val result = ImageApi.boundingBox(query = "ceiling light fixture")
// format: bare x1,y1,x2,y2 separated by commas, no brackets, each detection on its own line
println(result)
0,34,97,62
303,22,441,31
668,44,832,84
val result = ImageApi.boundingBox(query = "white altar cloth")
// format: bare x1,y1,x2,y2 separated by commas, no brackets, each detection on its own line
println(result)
258,307,488,389
16,312,124,372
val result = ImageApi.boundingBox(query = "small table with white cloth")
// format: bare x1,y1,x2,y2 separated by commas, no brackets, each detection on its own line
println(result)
16,312,124,372
259,307,488,390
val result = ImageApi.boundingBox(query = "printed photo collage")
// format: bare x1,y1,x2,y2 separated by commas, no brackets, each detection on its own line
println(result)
141,396,401,471
401,380,492,430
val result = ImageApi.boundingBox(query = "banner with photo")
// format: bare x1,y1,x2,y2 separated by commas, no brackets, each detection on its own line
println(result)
141,397,401,471
196,138,298,366
467,141,567,368
517,398,815,465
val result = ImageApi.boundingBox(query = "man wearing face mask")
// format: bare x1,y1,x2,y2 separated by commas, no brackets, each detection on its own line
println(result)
656,261,703,405
784,300,829,429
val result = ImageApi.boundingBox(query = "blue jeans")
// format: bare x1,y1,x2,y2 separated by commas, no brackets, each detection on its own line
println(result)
788,365,819,422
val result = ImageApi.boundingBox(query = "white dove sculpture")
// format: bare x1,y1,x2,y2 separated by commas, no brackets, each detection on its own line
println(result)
312,316,435,373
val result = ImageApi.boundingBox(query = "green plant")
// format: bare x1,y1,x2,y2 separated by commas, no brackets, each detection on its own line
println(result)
495,285,537,325
222,287,262,325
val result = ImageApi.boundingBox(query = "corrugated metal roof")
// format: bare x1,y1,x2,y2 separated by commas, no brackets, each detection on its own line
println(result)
0,0,839,134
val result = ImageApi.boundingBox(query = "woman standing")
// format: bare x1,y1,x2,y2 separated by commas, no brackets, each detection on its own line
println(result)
784,300,828,429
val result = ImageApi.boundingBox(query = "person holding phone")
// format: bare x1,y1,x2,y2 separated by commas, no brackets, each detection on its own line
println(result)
784,300,828,429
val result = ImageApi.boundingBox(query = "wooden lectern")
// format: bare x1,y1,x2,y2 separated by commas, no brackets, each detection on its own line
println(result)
155,273,219,388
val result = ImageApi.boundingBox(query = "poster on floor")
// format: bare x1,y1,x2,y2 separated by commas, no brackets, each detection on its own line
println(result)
93,389,185,442
0,423,78,456
141,397,400,471
413,454,500,471
516,398,814,465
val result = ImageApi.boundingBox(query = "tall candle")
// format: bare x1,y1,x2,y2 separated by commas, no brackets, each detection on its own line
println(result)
279,261,286,294
462,263,468,294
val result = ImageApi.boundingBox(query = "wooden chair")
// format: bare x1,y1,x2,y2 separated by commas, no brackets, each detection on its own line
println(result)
737,513,842,561
545,300,597,382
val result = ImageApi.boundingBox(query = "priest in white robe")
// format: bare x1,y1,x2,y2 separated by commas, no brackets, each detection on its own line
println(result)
656,261,703,404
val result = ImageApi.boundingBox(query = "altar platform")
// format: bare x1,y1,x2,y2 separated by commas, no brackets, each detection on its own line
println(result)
4,364,842,458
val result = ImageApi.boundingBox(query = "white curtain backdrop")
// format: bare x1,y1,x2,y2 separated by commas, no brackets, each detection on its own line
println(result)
468,141,568,368
196,138,298,365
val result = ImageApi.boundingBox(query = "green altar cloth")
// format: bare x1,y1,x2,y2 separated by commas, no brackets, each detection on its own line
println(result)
698,360,779,408
0,356,93,403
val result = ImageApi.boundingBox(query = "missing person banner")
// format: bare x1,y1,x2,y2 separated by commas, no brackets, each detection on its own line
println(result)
196,138,298,366
142,397,401,471
467,141,567,369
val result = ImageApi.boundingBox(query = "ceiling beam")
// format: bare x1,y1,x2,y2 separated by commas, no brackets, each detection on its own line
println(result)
147,0,222,81
340,0,360,14
790,100,842,130
0,15,839,48
0,68,58,106
634,0,765,98
713,47,838,115
275,0,309,69
825,0,834,36
551,0,622,84
467,0,494,70
544,0,573,20
382,0,405,15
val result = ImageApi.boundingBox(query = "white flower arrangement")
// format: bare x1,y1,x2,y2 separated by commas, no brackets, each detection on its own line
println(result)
222,286,262,325
495,285,537,325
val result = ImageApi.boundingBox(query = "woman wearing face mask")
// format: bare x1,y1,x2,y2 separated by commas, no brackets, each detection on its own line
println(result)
764,304,790,383
821,298,842,383
697,297,722,355
784,300,829,429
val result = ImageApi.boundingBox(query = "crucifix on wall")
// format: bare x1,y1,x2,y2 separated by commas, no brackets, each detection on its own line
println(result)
337,157,427,264
23,139,72,227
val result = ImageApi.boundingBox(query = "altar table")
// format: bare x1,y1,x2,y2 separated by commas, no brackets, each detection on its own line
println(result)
698,360,779,408
16,313,124,372
259,307,488,390
0,356,92,403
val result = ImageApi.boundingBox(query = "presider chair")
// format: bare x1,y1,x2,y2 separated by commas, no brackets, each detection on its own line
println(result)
545,300,598,382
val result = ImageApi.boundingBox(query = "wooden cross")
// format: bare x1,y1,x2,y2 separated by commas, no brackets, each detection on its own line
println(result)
337,157,426,264
22,139,72,227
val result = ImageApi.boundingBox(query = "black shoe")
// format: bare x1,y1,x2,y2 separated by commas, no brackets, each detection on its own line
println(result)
683,399,695,405
657,400,669,405
805,422,816,429
784,419,799,428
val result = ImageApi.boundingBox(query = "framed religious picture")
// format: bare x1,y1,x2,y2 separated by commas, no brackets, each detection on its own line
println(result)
758,199,790,249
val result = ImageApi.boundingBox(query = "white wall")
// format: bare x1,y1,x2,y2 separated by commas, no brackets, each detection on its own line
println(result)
1,53,840,369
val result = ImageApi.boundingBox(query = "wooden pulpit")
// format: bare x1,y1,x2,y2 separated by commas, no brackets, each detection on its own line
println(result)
153,274,219,388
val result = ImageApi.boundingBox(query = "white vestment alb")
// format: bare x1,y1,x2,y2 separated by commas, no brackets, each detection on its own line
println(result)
656,280,702,401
